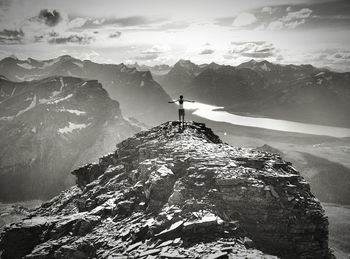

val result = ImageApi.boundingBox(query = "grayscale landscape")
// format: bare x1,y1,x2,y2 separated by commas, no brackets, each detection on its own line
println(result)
0,0,349,258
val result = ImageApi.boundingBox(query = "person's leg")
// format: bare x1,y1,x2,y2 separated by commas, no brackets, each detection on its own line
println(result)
179,109,184,126
182,109,185,124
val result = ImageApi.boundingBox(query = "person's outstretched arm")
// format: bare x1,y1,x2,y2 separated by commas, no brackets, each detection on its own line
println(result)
168,99,178,103
184,99,195,103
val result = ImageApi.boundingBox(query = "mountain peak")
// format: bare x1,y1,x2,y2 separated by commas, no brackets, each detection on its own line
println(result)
9,54,19,60
0,121,331,258
58,54,73,60
175,59,197,69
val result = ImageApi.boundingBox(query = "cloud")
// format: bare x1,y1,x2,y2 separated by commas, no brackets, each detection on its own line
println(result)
48,34,94,44
135,53,159,60
231,41,266,46
282,8,312,22
267,8,312,30
261,7,274,14
37,9,62,27
228,41,276,58
141,45,171,54
267,21,284,30
134,44,171,61
68,17,88,29
302,49,350,72
232,12,257,27
200,49,215,55
109,31,122,38
0,29,24,44
75,16,166,30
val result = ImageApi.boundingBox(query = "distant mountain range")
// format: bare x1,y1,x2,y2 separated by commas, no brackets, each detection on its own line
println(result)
0,76,139,201
0,55,175,126
127,62,171,75
1,55,349,201
156,59,350,127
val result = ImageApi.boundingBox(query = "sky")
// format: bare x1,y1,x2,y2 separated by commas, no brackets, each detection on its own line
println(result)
0,0,350,71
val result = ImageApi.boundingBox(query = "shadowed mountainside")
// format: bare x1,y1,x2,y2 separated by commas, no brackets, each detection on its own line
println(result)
0,76,140,201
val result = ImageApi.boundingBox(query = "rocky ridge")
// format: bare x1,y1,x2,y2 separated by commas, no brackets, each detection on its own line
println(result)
0,122,331,258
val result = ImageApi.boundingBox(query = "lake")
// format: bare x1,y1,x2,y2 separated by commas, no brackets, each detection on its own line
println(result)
182,102,350,138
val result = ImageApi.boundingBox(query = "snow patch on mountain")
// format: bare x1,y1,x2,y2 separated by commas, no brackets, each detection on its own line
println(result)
72,61,84,68
57,109,86,115
58,122,89,134
39,90,62,104
59,77,65,91
48,94,73,104
16,95,37,116
0,116,14,121
17,63,35,70
41,59,59,68
315,72,325,77
261,63,271,72
11,87,16,96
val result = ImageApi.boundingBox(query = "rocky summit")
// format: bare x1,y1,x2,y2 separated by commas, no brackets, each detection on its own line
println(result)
0,122,331,259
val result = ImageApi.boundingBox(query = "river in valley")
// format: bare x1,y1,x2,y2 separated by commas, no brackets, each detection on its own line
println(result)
182,102,350,138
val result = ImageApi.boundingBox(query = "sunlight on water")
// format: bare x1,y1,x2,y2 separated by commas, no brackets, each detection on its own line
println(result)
182,102,350,138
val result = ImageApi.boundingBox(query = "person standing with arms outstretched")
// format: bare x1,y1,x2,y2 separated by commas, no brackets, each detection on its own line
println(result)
168,95,195,124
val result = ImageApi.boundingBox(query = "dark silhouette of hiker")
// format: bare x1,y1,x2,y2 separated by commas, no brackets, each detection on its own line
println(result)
168,95,195,124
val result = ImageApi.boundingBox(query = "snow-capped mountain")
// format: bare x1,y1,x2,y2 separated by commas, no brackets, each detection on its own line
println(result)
0,55,174,126
0,76,140,201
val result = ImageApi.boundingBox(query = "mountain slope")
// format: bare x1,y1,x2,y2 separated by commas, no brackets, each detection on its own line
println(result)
0,76,139,201
155,59,205,96
0,122,331,258
0,56,175,125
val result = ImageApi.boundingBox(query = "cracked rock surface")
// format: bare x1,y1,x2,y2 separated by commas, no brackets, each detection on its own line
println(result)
0,121,331,258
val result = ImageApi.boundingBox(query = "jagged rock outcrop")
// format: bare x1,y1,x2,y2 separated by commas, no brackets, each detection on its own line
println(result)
0,122,331,258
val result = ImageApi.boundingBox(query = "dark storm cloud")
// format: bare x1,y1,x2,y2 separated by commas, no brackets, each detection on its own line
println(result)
200,49,215,55
0,29,24,44
48,34,93,45
109,31,122,38
76,16,166,30
38,9,62,27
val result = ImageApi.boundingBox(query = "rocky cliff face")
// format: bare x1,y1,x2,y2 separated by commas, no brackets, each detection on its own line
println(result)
0,122,331,258
0,76,139,201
